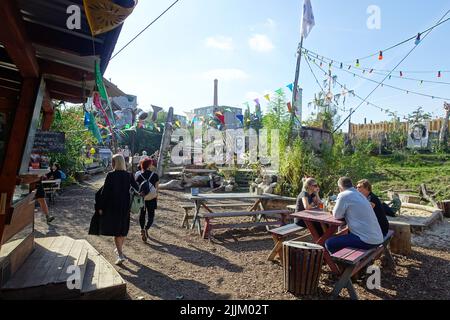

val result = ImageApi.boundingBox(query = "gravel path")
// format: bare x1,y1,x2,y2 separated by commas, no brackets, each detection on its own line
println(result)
33,174,450,300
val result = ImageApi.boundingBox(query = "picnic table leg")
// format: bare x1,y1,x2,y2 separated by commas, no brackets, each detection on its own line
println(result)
191,200,202,234
332,265,358,299
202,217,212,239
382,243,395,268
181,208,190,228
305,221,341,274
267,235,283,262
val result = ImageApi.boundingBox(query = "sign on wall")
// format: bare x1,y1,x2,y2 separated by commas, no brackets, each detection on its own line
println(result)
32,130,66,153
407,122,429,149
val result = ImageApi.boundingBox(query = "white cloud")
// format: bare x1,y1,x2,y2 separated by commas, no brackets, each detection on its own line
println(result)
205,36,234,50
265,18,276,30
249,34,274,52
202,69,249,81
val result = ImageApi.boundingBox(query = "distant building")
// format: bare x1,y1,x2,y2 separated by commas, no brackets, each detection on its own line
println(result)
193,106,243,129
192,79,243,129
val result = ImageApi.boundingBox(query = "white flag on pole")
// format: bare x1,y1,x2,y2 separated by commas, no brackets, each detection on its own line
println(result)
301,0,315,38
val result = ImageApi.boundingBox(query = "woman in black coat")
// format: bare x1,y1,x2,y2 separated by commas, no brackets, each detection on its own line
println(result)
97,154,138,265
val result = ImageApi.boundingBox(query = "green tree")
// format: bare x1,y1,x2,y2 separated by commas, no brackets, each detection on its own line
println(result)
50,105,97,175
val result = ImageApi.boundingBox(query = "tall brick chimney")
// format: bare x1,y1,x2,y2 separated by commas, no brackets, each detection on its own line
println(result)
213,79,218,107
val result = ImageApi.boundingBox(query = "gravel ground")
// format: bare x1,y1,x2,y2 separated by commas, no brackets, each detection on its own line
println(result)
34,174,450,300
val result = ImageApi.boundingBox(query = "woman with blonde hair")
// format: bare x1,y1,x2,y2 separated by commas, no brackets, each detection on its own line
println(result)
294,177,324,235
97,154,138,265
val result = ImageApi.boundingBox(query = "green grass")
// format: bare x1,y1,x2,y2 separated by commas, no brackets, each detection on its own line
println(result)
369,153,450,201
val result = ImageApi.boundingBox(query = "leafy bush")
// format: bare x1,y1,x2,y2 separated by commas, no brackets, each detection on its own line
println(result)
50,105,97,176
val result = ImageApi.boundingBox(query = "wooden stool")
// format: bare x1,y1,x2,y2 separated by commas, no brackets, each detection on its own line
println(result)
283,241,324,296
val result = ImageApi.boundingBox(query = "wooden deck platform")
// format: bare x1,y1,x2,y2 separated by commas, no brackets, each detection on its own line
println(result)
0,236,126,300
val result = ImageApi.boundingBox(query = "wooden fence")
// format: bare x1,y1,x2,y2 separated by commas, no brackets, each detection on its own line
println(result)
350,119,450,140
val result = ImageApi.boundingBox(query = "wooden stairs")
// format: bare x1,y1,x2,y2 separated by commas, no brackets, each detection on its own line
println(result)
0,236,126,300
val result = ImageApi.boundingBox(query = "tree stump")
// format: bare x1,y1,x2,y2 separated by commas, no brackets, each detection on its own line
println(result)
389,221,412,255
438,200,450,218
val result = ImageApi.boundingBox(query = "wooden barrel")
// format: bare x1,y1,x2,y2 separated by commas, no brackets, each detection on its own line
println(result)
283,241,324,296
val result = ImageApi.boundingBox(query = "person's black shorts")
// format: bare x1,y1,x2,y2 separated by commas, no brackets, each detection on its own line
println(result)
35,183,45,199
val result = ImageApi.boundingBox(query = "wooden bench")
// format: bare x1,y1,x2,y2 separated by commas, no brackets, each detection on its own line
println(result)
202,209,291,239
180,203,253,228
267,223,306,265
330,230,395,300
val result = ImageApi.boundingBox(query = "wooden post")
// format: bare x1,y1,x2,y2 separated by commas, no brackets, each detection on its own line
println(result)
0,78,41,249
389,221,412,255
156,107,174,178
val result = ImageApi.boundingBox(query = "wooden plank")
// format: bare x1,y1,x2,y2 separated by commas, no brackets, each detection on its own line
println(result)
0,0,39,77
269,224,304,236
203,209,290,218
211,221,282,230
41,236,76,285
180,203,251,209
3,236,57,288
22,236,70,287
56,239,84,283
1,192,35,244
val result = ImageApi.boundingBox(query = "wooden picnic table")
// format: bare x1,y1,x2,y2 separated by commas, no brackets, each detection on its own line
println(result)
184,193,287,233
290,209,346,274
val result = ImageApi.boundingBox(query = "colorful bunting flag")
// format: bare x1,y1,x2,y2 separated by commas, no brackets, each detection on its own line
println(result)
151,105,163,122
84,0,137,36
275,88,284,95
236,114,244,125
264,94,271,102
287,83,294,92
287,102,292,113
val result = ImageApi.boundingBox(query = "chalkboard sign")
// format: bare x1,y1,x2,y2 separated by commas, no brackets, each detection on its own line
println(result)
32,130,65,153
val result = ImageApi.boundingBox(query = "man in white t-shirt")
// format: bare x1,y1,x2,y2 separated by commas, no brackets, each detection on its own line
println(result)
325,177,383,254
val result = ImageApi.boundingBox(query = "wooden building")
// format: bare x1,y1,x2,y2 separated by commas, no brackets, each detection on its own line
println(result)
0,0,130,298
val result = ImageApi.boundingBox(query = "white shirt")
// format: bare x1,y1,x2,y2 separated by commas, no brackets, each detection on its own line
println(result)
123,149,130,157
333,187,383,245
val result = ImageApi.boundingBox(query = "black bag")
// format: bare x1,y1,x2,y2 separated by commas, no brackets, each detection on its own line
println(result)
88,213,100,235
89,187,103,235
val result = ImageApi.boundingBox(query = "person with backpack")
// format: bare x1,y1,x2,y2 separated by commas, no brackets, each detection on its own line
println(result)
135,158,159,242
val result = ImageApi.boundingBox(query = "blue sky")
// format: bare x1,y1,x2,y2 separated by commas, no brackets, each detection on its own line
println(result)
104,0,450,127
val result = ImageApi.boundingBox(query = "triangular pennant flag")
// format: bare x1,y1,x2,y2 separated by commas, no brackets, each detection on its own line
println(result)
287,83,294,92
95,61,115,124
216,113,225,125
254,98,260,105
264,94,270,102
151,105,163,122
88,112,103,144
84,0,137,36
287,102,292,113
175,120,181,128
215,111,223,117
275,88,284,95
236,114,244,125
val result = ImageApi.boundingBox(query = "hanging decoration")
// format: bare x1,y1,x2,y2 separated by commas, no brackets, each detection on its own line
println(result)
287,102,292,113
151,105,163,122
264,94,271,102
415,33,421,45
94,60,115,125
287,83,294,92
275,88,284,95
236,114,244,125
83,0,138,36
378,51,383,60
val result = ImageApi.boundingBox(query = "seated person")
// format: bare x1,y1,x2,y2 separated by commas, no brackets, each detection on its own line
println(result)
325,177,383,254
46,163,62,180
383,193,401,217
294,177,324,236
356,179,389,237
